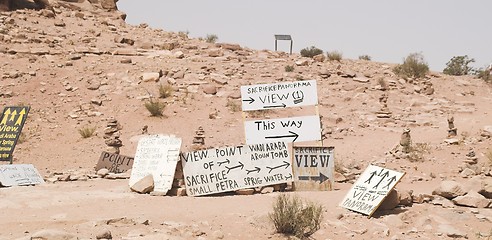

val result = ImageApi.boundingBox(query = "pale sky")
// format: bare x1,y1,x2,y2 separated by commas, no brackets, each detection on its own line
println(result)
117,0,491,71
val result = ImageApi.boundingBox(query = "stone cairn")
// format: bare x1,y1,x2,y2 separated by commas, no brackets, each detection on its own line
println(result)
191,126,205,150
376,93,392,118
104,118,123,154
390,128,412,158
447,115,457,137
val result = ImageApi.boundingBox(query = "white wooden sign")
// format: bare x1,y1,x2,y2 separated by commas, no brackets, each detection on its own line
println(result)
340,165,405,217
0,164,44,186
240,80,318,111
293,146,334,191
180,141,293,196
129,135,182,194
244,115,321,145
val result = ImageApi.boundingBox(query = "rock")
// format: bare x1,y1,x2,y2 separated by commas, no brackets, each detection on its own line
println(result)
167,187,187,196
203,85,217,95
353,76,370,83
437,224,467,238
208,49,223,57
212,230,225,239
174,51,184,59
432,181,467,199
97,168,109,177
444,138,459,145
130,175,154,194
479,179,492,199
452,191,491,208
142,72,160,82
334,172,347,182
216,43,241,51
54,19,65,27
460,168,476,178
96,228,112,239
295,59,309,66
31,229,76,240
313,54,325,62
481,125,492,138
378,189,399,210
260,186,274,194
319,69,331,79
235,189,254,195
398,189,413,206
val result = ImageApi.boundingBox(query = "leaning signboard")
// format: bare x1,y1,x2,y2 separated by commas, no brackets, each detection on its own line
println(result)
0,106,30,162
340,165,405,217
129,135,182,194
95,151,134,173
293,146,334,191
180,141,293,196
244,115,321,145
240,80,318,111
0,164,44,187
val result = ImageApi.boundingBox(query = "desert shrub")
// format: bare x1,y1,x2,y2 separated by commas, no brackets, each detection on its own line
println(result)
443,55,475,76
407,142,431,162
226,99,241,112
78,126,96,138
285,65,295,72
300,46,323,58
476,68,491,83
393,53,429,79
159,84,174,98
205,34,218,43
270,194,323,239
359,55,371,61
378,78,388,90
326,51,342,61
144,98,166,116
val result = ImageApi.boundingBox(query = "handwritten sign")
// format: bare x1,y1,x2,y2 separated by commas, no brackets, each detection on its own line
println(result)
129,135,182,194
293,146,334,191
0,164,44,187
0,106,30,162
240,80,318,111
340,165,405,217
180,141,293,196
95,151,134,173
244,115,321,145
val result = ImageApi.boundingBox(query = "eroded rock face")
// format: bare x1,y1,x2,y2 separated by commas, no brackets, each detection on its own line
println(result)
0,0,118,11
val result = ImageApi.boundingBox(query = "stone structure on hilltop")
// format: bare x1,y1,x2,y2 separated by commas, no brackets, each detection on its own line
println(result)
376,93,392,118
104,118,123,154
0,0,119,12
447,115,458,137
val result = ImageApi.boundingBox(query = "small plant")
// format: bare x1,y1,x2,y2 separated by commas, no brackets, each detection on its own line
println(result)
284,65,295,72
144,98,166,116
159,84,174,99
359,55,371,61
476,68,491,82
78,126,96,138
178,30,189,39
377,78,388,90
226,99,241,112
393,53,429,79
443,55,475,76
300,46,323,58
326,51,343,61
18,132,27,144
205,34,218,43
270,194,323,239
407,142,431,162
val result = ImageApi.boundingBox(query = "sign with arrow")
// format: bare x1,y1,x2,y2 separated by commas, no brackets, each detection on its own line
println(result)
240,80,318,111
129,135,182,194
293,146,334,191
340,165,405,217
180,141,293,197
0,106,30,163
244,115,321,145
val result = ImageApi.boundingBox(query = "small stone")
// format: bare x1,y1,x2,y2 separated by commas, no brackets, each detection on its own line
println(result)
130,175,154,194
203,85,217,95
97,168,109,177
453,191,491,208
432,180,467,199
378,189,399,210
54,19,66,27
142,72,160,82
174,51,184,59
460,168,476,178
120,58,132,64
96,228,112,239
235,189,254,195
260,187,274,194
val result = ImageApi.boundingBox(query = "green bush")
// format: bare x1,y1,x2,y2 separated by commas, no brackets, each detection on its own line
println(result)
269,194,323,239
443,55,475,76
359,55,371,61
300,46,323,58
393,53,429,79
144,98,166,116
205,34,218,43
476,68,491,82
159,84,174,98
78,126,96,138
284,65,295,72
326,51,343,61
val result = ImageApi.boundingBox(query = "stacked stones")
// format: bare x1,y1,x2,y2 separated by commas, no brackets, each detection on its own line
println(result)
460,149,479,177
104,118,123,154
376,93,392,118
447,115,458,137
191,126,205,150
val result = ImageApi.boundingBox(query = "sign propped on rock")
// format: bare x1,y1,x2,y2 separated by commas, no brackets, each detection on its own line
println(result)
240,80,318,111
0,164,44,187
0,106,30,163
95,151,134,173
244,115,321,145
340,165,405,217
293,146,334,191
180,141,293,197
129,135,182,194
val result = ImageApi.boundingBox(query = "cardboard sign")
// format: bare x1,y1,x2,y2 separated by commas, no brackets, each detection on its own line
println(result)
95,151,134,173
0,164,44,186
0,106,30,162
340,165,405,217
293,146,334,191
244,115,321,145
240,80,318,111
129,135,182,194
180,141,293,197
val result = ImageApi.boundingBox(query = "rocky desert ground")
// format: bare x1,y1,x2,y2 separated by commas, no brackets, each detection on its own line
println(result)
0,1,491,239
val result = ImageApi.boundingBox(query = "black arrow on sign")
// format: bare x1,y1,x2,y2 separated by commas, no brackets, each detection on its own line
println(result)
383,176,397,190
266,161,290,173
263,103,286,109
364,171,377,184
373,171,390,189
217,159,230,166
285,173,293,180
298,172,329,184
225,161,244,174
265,131,299,142
246,167,261,174
242,97,255,104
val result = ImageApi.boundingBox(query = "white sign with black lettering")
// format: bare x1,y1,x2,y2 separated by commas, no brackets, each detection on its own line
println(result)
340,165,405,217
240,80,318,111
0,164,44,186
180,141,293,197
244,115,321,145
129,135,182,194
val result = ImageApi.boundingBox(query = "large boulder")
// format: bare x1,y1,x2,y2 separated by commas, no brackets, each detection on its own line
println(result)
452,191,491,208
479,179,492,199
432,180,467,199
